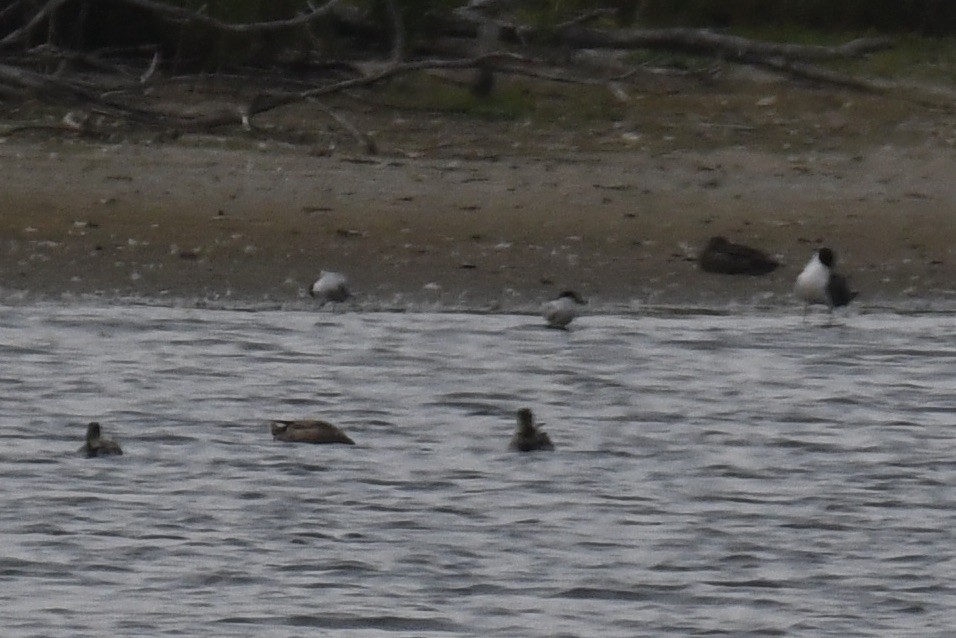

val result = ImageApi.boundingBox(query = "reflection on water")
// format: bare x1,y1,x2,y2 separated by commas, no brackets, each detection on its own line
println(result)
1,304,955,637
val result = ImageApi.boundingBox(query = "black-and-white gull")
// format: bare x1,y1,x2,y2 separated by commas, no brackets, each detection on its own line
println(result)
794,247,857,317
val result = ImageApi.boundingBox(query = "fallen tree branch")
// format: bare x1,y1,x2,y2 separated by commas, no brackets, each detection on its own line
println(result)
310,99,377,153
109,0,342,33
755,57,891,92
0,60,166,122
239,52,527,124
0,59,104,100
0,0,30,25
755,57,956,109
301,52,526,99
100,52,528,132
28,43,142,78
0,0,71,48
384,0,405,64
554,8,616,31
559,26,894,62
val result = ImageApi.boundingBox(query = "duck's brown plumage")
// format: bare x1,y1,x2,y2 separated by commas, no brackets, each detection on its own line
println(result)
80,422,123,458
270,420,355,445
509,408,554,452
698,236,779,276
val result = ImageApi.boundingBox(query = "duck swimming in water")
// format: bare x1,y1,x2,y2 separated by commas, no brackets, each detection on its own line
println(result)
794,247,857,318
697,236,780,275
309,271,350,305
80,422,123,457
509,408,554,452
270,420,355,445
541,290,586,329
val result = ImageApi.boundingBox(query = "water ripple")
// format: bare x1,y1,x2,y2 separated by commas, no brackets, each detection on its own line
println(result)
1,305,955,636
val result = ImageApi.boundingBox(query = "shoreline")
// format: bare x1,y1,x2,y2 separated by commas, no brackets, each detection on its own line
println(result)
2,137,955,312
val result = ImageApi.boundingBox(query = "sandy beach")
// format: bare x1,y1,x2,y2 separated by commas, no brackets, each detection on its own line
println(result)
2,78,956,311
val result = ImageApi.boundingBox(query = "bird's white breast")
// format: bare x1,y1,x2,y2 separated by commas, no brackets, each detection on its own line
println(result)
542,297,576,327
794,256,830,305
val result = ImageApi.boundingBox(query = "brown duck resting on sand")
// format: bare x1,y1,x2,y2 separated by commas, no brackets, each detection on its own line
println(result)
698,236,780,276
270,420,355,445
80,422,123,457
509,408,554,452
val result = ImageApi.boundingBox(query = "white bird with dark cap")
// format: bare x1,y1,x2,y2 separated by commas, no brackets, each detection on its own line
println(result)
541,290,587,329
309,271,350,305
794,247,857,319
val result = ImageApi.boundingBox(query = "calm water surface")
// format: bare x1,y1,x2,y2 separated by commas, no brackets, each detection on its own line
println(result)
1,304,954,637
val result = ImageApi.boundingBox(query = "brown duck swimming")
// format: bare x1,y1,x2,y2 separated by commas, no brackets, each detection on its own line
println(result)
698,236,779,275
80,422,123,457
270,420,355,445
509,408,554,452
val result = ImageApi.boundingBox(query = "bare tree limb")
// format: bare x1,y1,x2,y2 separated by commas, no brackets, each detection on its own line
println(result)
300,52,526,98
0,59,102,99
0,0,71,48
559,27,894,62
755,58,891,92
28,43,138,78
109,0,343,33
384,0,405,64
310,98,377,153
554,8,616,30
140,50,161,84
0,60,165,122
162,52,528,130
0,0,30,24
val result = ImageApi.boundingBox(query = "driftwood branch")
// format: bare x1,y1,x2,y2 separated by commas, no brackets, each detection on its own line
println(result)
310,99,378,153
175,52,528,130
559,27,894,62
0,0,71,47
755,58,890,92
554,9,616,31
110,0,342,33
28,43,141,78
384,0,405,64
0,59,102,100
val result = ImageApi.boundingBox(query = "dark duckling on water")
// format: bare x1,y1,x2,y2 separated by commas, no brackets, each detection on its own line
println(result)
698,236,780,276
509,408,554,452
270,420,355,445
80,422,123,457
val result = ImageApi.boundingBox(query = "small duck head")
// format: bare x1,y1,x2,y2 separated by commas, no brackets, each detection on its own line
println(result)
270,421,290,438
82,421,122,457
86,421,103,443
516,408,536,436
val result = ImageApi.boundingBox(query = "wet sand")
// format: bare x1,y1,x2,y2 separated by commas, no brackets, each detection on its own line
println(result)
2,86,956,311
